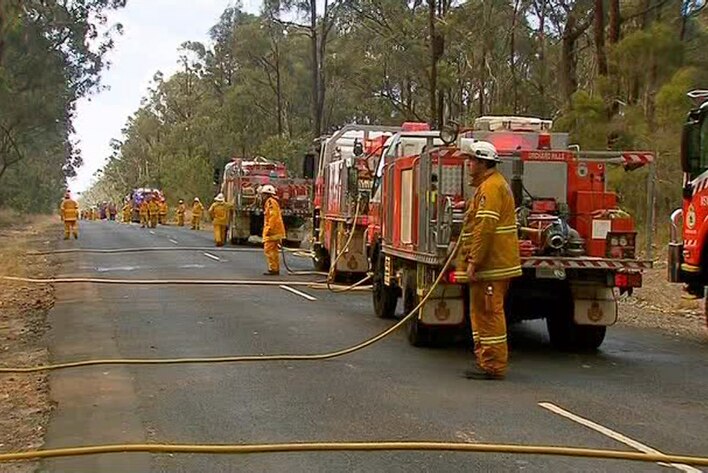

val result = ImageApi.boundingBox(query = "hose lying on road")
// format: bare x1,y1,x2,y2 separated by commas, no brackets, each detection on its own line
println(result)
0,234,459,373
0,440,706,466
28,247,265,255
2,276,328,287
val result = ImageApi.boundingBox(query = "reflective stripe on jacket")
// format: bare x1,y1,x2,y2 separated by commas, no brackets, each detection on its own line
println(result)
456,169,522,281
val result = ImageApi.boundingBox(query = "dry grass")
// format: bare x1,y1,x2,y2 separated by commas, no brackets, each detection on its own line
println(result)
0,214,59,473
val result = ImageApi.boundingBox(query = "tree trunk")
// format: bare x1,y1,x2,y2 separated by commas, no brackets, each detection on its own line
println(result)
310,0,321,137
534,0,548,116
608,0,620,43
561,12,579,104
510,0,522,113
428,0,438,128
274,40,284,136
594,0,608,77
479,49,486,116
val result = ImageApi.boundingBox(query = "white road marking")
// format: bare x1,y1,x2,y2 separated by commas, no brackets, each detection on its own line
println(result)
169,239,179,245
280,285,317,301
149,231,155,235
539,402,701,472
203,252,221,262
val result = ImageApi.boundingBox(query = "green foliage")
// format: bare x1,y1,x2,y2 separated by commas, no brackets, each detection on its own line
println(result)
0,0,125,212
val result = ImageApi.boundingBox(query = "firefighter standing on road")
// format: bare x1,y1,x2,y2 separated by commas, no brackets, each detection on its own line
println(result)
59,191,79,240
208,193,232,247
191,197,204,230
158,198,168,225
148,193,160,228
455,141,521,381
176,199,186,226
259,185,285,276
139,198,149,228
122,199,132,223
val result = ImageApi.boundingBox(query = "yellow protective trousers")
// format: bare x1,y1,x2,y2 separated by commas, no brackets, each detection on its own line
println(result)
149,215,158,228
191,216,201,230
63,221,78,239
177,214,184,226
213,224,227,247
469,280,510,377
264,240,280,273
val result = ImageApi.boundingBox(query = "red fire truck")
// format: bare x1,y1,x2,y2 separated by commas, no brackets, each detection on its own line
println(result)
373,116,655,351
221,156,312,246
309,123,430,276
668,89,708,324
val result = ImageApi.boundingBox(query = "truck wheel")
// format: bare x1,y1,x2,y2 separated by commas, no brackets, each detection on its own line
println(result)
313,246,330,272
546,295,606,352
404,282,433,347
372,252,398,319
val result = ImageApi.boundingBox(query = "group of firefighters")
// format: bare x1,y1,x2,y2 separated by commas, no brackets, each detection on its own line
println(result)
58,144,514,380
58,185,287,276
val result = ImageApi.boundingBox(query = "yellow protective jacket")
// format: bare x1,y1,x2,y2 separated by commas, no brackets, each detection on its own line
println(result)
208,201,232,226
139,202,149,216
192,202,204,217
159,202,168,216
60,199,79,222
148,201,160,216
262,196,285,242
177,203,186,215
456,169,522,281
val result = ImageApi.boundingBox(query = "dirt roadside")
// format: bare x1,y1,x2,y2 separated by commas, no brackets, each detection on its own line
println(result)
619,257,707,342
0,215,59,473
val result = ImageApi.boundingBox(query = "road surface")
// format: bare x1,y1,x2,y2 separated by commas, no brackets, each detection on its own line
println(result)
37,220,708,472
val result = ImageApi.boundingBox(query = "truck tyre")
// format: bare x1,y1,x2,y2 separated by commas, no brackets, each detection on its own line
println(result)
372,251,398,319
404,281,434,347
546,294,606,352
313,246,330,272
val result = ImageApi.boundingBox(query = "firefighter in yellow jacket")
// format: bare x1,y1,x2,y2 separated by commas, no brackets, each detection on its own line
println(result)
208,193,232,247
158,198,168,225
148,194,160,228
122,200,132,223
455,141,521,380
191,197,204,230
59,191,79,240
259,185,285,276
176,200,186,226
139,199,149,228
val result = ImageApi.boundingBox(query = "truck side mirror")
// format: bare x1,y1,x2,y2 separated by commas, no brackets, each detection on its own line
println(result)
303,153,316,179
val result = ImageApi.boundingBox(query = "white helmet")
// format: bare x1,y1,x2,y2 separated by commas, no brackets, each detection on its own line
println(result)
458,139,501,162
260,184,276,195
215,193,225,202
194,197,200,202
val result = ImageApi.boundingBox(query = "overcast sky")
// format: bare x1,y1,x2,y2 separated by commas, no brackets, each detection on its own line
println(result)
69,0,262,193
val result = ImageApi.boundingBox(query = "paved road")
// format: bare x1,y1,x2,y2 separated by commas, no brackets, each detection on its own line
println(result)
37,220,708,472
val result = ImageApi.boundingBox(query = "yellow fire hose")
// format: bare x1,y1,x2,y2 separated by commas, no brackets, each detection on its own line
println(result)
28,247,267,255
0,232,459,374
0,441,706,465
4,241,707,466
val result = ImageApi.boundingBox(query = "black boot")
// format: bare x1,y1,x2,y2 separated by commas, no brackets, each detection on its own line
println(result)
463,365,504,380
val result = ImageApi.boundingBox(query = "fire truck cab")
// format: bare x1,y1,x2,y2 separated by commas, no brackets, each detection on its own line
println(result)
374,116,655,351
668,89,708,324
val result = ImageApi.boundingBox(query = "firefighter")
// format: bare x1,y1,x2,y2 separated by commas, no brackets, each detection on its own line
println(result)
259,185,285,276
122,200,132,223
208,193,232,247
148,193,160,228
455,141,521,380
158,198,168,225
176,199,186,226
59,191,79,240
191,197,204,230
139,198,149,228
